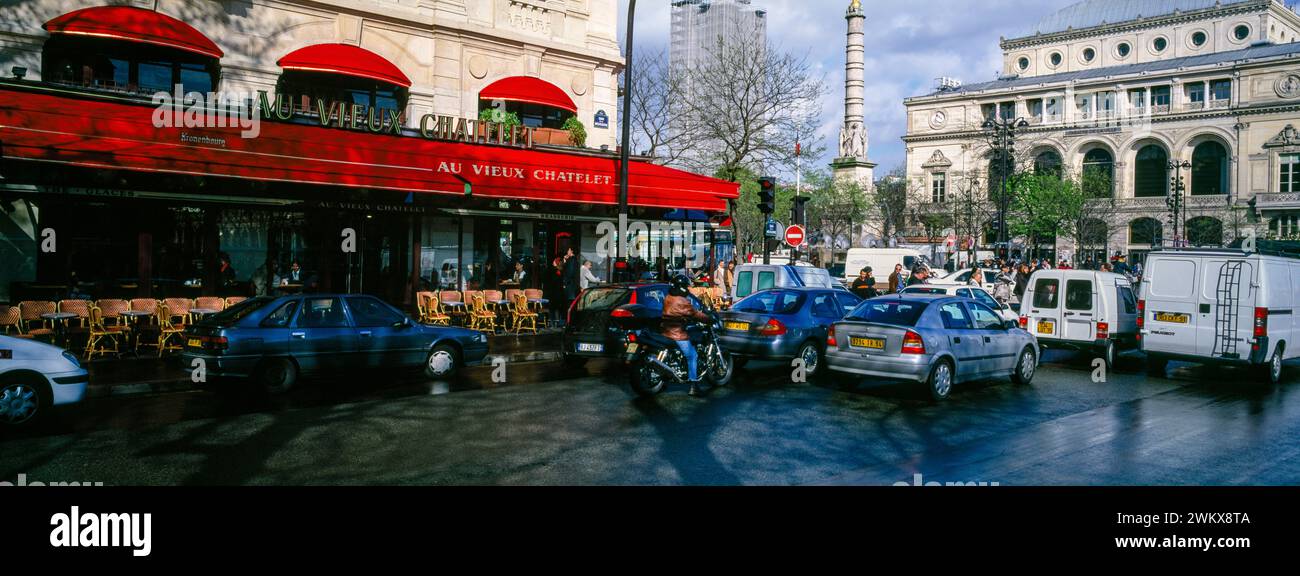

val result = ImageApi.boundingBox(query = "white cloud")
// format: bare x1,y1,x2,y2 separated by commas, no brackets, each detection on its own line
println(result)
618,0,1078,175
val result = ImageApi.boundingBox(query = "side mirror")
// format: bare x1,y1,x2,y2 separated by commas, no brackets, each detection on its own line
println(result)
395,317,414,329
1004,319,1018,330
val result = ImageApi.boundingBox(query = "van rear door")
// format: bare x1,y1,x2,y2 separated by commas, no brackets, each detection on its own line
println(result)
1062,277,1096,342
1025,274,1063,341
1195,259,1254,359
1142,256,1200,354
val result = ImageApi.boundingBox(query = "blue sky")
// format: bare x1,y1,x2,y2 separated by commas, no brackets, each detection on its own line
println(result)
619,0,1078,175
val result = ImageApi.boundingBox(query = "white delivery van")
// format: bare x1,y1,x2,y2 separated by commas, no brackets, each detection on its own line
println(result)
1139,248,1299,383
732,264,837,300
1018,270,1139,367
842,248,922,285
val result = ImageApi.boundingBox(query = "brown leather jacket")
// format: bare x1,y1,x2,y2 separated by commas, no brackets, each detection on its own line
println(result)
660,293,709,341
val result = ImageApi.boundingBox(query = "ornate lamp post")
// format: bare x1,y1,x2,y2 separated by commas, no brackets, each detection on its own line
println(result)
1167,159,1191,247
982,116,1029,258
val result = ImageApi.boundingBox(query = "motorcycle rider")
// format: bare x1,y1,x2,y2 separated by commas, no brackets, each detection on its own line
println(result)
662,274,712,396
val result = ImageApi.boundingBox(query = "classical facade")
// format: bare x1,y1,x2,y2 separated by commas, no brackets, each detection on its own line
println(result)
0,0,623,148
903,0,1300,263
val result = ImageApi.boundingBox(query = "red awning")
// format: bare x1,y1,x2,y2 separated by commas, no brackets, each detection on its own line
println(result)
43,6,224,59
479,76,577,113
277,44,412,88
0,86,739,212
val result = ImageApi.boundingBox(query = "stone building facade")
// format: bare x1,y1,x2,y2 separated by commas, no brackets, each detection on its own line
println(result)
903,0,1300,263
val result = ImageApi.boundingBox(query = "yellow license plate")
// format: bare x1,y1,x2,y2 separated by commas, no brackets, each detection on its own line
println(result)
1155,312,1189,324
850,336,885,350
187,338,201,348
625,343,639,354
725,321,750,332
1037,321,1055,334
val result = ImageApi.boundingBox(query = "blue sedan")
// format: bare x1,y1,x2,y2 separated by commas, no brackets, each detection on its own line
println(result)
181,294,489,393
718,287,862,377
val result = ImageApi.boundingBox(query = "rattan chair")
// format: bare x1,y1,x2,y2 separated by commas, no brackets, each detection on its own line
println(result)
84,306,126,359
440,290,465,325
57,299,92,328
468,293,497,332
420,292,450,325
195,296,226,312
156,304,187,356
17,301,56,340
163,298,193,325
224,296,247,308
510,292,538,334
95,299,130,328
0,306,32,338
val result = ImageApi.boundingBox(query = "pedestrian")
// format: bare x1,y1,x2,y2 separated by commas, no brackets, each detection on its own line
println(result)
579,259,601,290
888,263,904,293
562,247,580,302
967,266,983,287
545,256,564,325
713,259,728,290
850,267,876,299
1014,263,1031,303
906,266,930,287
726,260,738,295
994,264,1015,304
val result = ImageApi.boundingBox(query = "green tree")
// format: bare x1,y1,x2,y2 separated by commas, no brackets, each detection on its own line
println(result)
804,170,866,255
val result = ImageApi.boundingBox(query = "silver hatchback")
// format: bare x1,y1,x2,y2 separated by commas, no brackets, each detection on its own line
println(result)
825,294,1040,401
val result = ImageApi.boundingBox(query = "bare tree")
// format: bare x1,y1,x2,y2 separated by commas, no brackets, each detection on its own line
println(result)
680,28,828,182
627,49,697,166
864,165,910,242
805,171,865,256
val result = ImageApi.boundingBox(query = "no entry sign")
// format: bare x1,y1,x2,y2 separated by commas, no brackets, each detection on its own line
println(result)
784,225,806,248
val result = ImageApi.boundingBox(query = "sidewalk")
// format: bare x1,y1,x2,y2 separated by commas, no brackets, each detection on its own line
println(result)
81,329,565,398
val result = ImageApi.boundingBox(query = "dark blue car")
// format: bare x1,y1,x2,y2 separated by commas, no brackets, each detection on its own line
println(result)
181,294,489,393
718,287,861,376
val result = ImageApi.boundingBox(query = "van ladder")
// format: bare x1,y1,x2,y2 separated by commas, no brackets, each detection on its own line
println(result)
1213,261,1244,358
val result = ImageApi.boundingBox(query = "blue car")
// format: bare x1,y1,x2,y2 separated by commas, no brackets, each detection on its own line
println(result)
718,287,862,376
181,294,489,393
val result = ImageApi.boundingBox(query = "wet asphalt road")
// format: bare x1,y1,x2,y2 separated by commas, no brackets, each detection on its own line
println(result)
2,351,1300,485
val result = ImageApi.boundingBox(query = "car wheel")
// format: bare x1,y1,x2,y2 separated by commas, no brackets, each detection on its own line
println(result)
254,358,297,395
1012,346,1036,385
1259,344,1284,385
1146,356,1168,378
424,344,460,380
796,341,823,380
0,377,49,427
925,359,953,402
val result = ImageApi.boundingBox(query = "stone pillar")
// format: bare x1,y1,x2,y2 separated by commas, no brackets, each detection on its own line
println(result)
832,1,876,188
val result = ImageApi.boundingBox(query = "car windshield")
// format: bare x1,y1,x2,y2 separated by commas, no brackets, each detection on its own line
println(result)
577,288,628,311
733,290,805,314
203,297,273,326
846,300,928,326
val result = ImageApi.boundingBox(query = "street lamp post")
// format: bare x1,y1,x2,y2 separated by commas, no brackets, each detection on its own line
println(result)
982,116,1029,260
1167,159,1191,247
615,0,636,282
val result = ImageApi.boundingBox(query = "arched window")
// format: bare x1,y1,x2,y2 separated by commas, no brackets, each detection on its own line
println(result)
1082,148,1114,196
1080,218,1109,247
1034,150,1063,177
1186,216,1223,247
1134,145,1169,197
276,44,412,119
1191,141,1228,196
1129,217,1163,245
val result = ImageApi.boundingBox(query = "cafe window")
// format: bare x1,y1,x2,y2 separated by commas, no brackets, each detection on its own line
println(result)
478,99,570,130
42,35,217,94
277,71,407,120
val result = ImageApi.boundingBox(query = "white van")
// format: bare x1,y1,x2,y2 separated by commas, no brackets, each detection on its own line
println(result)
733,264,838,300
842,248,922,285
1139,248,1299,383
1018,270,1140,367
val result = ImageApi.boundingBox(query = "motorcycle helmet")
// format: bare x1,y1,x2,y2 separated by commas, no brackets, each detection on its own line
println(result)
670,274,692,295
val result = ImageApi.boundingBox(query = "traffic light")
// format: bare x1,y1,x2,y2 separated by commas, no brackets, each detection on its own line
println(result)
757,176,776,214
792,195,810,226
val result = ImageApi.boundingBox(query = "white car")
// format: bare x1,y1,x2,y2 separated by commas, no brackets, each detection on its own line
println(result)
935,268,1010,293
899,284,1019,322
0,335,88,427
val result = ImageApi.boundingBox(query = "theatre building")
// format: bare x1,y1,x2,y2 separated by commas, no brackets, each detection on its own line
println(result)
0,1,737,307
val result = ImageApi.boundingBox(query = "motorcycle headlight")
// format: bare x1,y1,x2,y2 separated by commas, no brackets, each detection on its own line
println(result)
61,350,81,369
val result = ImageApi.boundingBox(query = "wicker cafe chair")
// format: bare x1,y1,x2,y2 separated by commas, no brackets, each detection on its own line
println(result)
155,304,188,357
439,290,465,325
84,306,126,360
415,291,435,323
57,299,92,328
95,299,130,328
224,296,246,308
468,293,497,333
163,298,193,325
195,296,226,312
17,301,56,340
510,292,538,335
129,298,160,325
421,293,451,326
0,306,32,338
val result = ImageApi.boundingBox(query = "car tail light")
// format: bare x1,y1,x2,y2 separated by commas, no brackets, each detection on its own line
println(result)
901,330,926,355
826,325,837,347
1018,316,1028,329
1096,322,1109,339
1136,299,1145,329
628,332,637,343
758,318,787,336
628,290,638,305
610,308,634,319
199,334,228,351
1254,307,1268,338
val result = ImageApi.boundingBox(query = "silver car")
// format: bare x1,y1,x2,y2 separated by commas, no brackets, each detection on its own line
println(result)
825,294,1039,401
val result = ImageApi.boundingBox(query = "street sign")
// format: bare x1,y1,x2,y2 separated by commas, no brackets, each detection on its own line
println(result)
784,224,806,248
765,219,780,238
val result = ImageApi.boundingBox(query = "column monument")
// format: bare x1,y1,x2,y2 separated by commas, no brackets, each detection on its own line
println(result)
832,0,876,189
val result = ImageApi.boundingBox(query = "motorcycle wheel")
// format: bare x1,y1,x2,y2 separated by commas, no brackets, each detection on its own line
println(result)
628,359,667,397
702,344,735,389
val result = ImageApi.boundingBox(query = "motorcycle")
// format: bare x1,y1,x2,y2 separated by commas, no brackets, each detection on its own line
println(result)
624,309,734,397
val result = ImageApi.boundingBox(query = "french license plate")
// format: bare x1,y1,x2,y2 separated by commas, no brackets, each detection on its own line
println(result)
577,343,604,353
187,338,202,348
625,343,639,354
1155,312,1189,324
850,336,885,350
724,321,750,332
1037,321,1055,334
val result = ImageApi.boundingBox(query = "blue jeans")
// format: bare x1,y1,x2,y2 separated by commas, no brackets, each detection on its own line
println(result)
675,339,699,382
